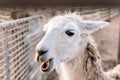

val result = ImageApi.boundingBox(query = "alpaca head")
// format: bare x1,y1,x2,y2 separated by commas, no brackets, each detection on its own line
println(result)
35,14,109,73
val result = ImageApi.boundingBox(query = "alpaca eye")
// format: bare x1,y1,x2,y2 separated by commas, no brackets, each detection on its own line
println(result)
65,30,75,37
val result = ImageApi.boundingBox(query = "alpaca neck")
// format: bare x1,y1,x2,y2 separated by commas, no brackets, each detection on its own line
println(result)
57,43,108,80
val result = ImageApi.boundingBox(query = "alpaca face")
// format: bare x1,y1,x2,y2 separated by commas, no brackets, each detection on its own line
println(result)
35,14,109,73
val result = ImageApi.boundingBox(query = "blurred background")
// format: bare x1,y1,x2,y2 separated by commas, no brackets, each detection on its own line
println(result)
0,6,120,80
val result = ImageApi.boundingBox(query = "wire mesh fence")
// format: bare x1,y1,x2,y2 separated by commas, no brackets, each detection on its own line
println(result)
0,7,119,80
0,15,44,80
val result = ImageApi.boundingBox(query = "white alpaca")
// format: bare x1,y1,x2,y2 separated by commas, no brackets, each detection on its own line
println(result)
35,14,120,80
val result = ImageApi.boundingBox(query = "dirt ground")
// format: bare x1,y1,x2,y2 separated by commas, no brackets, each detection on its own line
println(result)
93,14,120,70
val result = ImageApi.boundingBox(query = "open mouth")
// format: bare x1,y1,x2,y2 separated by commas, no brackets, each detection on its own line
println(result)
40,58,53,72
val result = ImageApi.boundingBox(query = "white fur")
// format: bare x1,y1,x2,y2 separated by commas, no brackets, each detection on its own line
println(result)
36,14,120,80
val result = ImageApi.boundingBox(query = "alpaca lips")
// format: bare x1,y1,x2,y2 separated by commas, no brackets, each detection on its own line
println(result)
41,59,50,72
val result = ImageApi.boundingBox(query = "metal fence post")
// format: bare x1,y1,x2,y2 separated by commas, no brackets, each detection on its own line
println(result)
118,8,120,64
118,7,120,63
1,27,10,80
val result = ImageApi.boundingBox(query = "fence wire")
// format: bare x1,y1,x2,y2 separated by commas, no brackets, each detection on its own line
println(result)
0,15,44,80
0,7,120,80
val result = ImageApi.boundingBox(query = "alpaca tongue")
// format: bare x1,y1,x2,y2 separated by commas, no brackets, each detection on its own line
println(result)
41,60,50,72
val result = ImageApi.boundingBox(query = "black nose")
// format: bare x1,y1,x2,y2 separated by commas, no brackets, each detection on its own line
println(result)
37,49,48,55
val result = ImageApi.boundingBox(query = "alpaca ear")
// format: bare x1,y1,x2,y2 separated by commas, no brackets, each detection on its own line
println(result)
83,21,109,33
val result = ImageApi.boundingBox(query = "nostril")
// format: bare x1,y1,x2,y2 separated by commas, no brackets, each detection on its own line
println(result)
37,49,48,55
